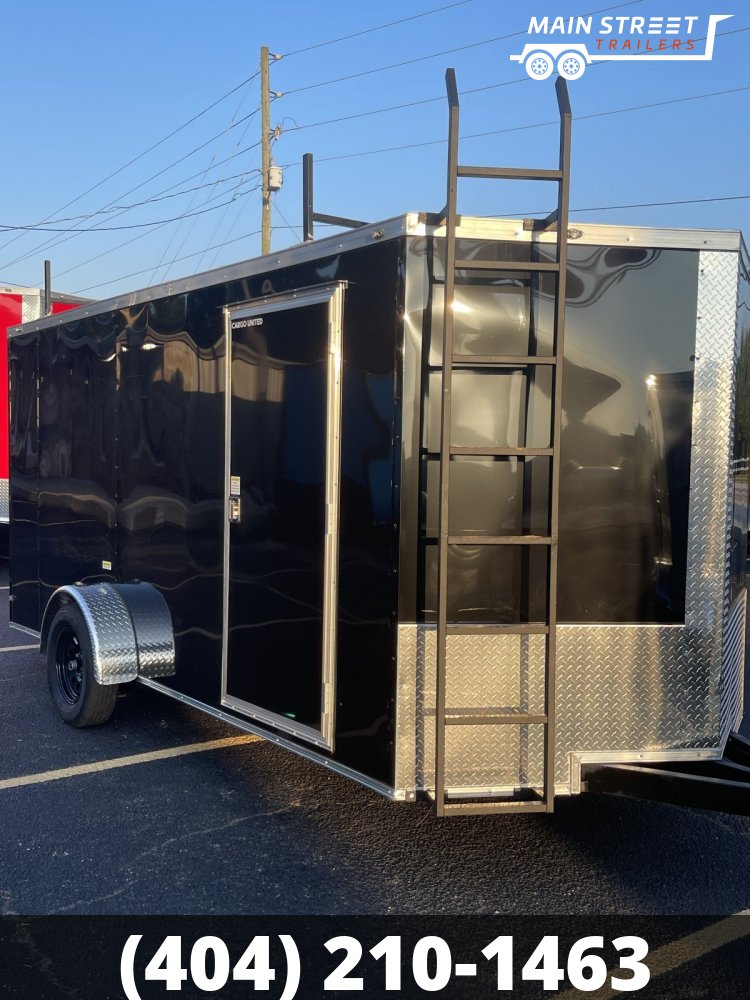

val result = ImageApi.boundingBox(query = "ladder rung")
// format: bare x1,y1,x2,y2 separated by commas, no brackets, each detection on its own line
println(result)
446,712,548,726
448,534,553,545
452,354,557,367
450,447,553,457
440,799,548,815
446,623,549,635
457,165,562,181
455,258,559,273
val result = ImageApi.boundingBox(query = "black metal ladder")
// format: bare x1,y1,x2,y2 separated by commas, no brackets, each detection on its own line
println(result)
434,69,572,816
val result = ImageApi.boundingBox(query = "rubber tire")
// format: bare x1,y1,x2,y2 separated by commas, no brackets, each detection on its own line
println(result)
47,604,119,727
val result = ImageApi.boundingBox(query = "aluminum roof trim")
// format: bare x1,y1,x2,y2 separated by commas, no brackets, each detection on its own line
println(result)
411,214,743,251
11,216,412,336
11,214,743,336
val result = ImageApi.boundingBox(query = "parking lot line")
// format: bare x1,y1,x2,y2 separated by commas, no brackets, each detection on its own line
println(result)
0,735,261,791
555,910,750,1000
0,643,38,652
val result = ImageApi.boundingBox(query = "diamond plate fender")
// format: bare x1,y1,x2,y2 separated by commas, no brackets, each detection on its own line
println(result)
40,583,175,685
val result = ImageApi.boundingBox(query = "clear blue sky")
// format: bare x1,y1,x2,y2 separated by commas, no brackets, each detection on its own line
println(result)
1,0,746,300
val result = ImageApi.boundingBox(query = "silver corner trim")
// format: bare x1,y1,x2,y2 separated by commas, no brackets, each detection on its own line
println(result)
321,280,346,750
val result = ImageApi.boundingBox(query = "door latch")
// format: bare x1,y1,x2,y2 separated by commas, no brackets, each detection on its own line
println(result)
229,496,241,524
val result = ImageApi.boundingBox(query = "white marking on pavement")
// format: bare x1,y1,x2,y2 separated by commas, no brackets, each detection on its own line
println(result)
556,910,750,999
0,644,38,652
0,735,261,791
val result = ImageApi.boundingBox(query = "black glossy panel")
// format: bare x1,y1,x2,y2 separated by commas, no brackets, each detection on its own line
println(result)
226,301,329,730
558,246,698,623
424,545,549,623
424,457,550,538
117,296,227,705
426,369,553,451
8,333,39,628
37,316,117,612
418,240,700,625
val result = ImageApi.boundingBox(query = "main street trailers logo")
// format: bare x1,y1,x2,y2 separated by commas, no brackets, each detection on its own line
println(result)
510,13,732,79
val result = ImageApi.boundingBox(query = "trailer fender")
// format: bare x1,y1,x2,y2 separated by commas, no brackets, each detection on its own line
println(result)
40,583,175,685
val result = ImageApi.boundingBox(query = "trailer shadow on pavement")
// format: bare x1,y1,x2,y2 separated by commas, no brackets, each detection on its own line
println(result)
1,561,750,916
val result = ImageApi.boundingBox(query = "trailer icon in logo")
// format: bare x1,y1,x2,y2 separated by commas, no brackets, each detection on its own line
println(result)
511,13,732,79
513,44,590,80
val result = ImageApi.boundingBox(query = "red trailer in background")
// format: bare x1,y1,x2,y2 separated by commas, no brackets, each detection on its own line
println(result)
0,284,87,530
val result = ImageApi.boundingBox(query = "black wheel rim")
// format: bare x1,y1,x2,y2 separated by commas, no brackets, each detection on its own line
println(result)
55,627,84,705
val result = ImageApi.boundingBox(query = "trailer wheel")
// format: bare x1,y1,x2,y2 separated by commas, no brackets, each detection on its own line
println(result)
557,51,586,80
47,605,119,727
523,51,554,81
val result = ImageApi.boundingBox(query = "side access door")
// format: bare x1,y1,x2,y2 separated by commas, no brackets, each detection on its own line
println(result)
222,283,345,751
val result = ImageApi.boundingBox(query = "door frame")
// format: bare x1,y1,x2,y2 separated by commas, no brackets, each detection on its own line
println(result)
221,282,346,751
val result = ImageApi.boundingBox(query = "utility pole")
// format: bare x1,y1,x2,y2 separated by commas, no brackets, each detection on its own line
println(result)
261,45,271,255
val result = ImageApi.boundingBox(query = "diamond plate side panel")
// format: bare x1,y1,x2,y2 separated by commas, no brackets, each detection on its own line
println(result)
0,479,8,523
720,595,746,737
396,625,546,793
555,626,715,783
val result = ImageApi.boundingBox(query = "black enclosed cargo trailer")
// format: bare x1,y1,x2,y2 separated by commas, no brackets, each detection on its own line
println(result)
8,75,750,815
9,213,750,812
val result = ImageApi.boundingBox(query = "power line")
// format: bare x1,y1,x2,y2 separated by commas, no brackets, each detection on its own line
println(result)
75,189,748,297
510,194,750,218
0,65,262,257
73,227,263,294
150,80,263,285
281,0,643,95
273,201,302,243
56,181,262,280
0,138,265,273
193,129,263,274
22,169,263,226
282,0,473,57
277,80,750,168
0,181,262,233
0,108,262,272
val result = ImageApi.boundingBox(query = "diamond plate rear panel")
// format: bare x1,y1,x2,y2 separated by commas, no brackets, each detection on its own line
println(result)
721,596,746,737
21,293,42,323
0,479,8,523
395,251,743,796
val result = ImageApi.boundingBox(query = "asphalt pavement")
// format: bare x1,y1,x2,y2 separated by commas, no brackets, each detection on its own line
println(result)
1,561,749,916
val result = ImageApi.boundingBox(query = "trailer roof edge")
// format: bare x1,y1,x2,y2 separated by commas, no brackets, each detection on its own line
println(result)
10,213,744,336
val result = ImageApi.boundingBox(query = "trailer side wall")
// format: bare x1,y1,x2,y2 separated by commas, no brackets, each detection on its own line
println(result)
10,238,405,786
